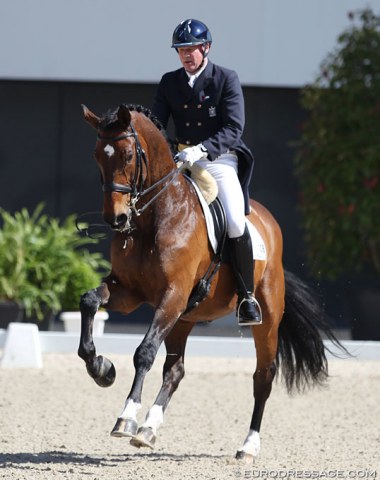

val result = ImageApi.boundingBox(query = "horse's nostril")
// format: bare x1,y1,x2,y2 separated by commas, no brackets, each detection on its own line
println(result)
114,214,128,229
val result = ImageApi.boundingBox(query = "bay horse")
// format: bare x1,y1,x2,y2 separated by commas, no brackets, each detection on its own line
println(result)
78,103,343,463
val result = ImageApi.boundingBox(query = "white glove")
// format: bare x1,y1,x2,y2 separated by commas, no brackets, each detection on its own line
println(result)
177,144,208,167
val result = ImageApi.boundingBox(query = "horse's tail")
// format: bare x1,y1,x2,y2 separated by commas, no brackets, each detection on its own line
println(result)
276,270,348,393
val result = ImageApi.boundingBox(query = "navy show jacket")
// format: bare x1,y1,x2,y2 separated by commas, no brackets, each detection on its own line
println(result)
152,60,254,214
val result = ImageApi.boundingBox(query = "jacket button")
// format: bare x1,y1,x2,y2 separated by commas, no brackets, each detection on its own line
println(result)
197,104,202,109
186,140,191,145
184,104,188,109
185,122,190,126
197,122,202,126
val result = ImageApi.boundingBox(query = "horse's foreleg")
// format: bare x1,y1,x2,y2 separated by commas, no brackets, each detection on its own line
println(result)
77,282,115,388
129,319,194,449
111,294,186,440
110,331,162,439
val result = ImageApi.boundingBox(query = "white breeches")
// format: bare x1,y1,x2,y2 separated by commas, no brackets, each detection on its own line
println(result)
197,152,246,238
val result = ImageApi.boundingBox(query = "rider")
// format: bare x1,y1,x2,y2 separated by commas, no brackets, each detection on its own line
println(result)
152,19,261,326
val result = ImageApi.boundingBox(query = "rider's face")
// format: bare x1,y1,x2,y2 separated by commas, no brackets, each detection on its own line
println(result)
178,44,209,74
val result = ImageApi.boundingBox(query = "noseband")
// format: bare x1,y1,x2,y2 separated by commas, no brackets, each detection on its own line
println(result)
97,123,184,218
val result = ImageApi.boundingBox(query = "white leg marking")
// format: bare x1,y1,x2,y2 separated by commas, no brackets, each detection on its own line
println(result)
141,405,164,434
241,429,261,457
104,144,115,157
119,399,141,421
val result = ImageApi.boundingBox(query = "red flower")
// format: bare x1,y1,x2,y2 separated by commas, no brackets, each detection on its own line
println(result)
338,203,356,215
347,203,355,215
363,176,379,189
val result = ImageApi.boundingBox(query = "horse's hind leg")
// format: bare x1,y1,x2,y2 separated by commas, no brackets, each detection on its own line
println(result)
236,295,283,463
118,320,194,449
77,282,115,387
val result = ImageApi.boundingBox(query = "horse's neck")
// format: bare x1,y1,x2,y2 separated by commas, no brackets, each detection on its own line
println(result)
141,129,176,186
140,151,193,226
146,152,175,185
135,115,196,220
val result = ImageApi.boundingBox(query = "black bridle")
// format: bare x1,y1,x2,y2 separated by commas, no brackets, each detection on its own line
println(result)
97,123,185,218
98,125,146,197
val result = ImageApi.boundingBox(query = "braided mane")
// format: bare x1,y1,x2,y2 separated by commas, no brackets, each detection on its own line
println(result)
99,104,173,153
99,104,164,132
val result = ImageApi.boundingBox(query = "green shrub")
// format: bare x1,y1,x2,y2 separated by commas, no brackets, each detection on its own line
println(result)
0,204,110,320
294,8,380,280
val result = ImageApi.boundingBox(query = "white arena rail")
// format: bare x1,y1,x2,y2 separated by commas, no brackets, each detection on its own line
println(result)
1,326,380,369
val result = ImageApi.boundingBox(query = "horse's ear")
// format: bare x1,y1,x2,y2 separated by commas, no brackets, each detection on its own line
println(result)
82,104,100,130
117,104,132,128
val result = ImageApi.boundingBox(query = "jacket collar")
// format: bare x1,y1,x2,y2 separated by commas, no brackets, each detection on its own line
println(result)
178,61,214,101
192,60,213,98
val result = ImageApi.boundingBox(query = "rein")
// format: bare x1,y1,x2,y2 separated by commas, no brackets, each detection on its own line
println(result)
98,124,184,217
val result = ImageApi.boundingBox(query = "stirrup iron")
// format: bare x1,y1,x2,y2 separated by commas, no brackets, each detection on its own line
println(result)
237,295,262,326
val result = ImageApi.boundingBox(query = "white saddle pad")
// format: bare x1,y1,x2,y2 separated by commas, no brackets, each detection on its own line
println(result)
189,178,267,260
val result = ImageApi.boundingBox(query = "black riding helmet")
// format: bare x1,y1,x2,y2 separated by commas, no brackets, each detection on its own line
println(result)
171,19,212,50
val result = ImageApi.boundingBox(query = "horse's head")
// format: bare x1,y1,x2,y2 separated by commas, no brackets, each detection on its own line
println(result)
82,104,148,231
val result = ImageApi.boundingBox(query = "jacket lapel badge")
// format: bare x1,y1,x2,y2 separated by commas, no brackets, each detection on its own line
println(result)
208,106,216,117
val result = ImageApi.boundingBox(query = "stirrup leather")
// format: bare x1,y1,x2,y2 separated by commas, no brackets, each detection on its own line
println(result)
237,295,262,326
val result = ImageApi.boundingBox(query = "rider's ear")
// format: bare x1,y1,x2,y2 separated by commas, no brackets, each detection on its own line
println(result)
203,43,211,57
117,104,132,129
82,104,100,130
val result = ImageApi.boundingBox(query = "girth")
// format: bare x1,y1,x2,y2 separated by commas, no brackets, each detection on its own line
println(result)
184,196,227,314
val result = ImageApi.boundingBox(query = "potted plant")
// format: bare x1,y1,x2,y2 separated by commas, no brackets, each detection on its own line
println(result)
294,8,380,339
0,204,110,330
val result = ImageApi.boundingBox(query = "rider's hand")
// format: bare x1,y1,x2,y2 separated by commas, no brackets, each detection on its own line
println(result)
177,144,208,167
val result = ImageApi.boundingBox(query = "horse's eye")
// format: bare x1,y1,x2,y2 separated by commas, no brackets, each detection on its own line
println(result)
124,150,133,163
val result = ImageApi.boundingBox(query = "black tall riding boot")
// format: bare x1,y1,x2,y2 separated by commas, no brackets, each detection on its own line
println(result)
230,225,262,326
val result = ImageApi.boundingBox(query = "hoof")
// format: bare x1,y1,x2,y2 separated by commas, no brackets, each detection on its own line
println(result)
88,355,116,388
235,450,255,465
130,427,156,450
111,417,138,438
